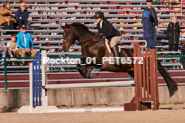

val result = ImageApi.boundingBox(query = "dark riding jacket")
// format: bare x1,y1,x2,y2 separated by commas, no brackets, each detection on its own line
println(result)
97,19,121,41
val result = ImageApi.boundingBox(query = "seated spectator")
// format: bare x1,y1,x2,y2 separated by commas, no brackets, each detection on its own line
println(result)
7,34,20,57
142,9,153,49
14,3,29,29
16,24,37,65
167,16,180,51
0,34,14,58
0,1,16,30
7,34,20,65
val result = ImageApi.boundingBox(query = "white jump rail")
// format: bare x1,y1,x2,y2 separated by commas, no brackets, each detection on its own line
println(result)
46,81,135,89
48,108,124,113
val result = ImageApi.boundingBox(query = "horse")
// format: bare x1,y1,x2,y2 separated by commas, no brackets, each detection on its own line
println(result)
61,22,178,97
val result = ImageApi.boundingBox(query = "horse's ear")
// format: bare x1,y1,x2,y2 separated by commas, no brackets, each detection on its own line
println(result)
65,24,70,29
61,25,65,29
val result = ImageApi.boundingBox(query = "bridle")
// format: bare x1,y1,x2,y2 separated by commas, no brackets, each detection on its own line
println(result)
63,28,72,44
63,28,98,49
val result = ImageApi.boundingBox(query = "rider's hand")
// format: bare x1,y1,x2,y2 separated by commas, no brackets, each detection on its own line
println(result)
98,33,104,37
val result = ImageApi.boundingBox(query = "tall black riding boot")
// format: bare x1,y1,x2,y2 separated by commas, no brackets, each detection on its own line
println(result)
111,45,120,66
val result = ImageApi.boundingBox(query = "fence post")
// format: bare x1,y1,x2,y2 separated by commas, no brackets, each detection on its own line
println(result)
38,52,41,106
41,50,48,106
32,59,35,107
29,63,33,113
4,57,7,89
35,54,38,106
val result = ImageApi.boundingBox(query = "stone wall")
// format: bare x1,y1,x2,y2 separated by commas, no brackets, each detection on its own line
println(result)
0,86,185,109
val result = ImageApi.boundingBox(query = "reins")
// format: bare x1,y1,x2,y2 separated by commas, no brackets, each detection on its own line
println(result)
63,28,98,49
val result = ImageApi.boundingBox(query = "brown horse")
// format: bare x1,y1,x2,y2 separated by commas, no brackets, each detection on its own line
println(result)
61,22,178,97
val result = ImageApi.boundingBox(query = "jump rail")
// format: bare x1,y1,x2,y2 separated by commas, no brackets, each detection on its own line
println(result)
18,43,159,113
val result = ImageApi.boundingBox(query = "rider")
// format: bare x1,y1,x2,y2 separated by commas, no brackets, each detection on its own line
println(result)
93,11,122,66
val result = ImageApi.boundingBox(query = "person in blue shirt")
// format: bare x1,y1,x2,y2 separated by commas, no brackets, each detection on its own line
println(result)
14,3,29,29
142,9,154,49
16,24,37,65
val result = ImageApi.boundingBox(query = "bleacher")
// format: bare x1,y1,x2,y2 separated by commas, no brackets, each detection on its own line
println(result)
0,0,185,89
0,0,185,66
0,0,184,53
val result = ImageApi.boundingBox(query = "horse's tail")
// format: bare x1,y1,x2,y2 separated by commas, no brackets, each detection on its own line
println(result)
157,60,178,97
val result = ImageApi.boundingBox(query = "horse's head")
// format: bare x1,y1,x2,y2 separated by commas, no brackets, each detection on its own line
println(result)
62,23,95,52
61,24,76,52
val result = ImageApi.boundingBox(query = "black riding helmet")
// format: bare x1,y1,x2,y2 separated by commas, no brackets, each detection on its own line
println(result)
93,11,104,19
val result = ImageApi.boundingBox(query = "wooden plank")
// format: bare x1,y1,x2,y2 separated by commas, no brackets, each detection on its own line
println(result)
152,49,159,110
138,52,142,109
150,49,153,102
145,49,150,101
134,43,140,110
142,51,146,100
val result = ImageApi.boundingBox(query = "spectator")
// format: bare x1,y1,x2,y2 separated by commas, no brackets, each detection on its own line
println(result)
167,16,180,51
16,24,37,65
0,1,16,29
15,3,29,29
145,0,158,46
0,34,14,58
7,34,20,65
7,34,20,57
142,9,153,49
180,42,185,69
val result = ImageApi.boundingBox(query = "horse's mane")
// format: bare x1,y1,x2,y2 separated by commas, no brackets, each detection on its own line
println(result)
70,22,90,32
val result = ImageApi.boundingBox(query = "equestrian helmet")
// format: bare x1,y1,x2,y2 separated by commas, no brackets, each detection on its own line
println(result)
146,0,153,2
93,11,104,19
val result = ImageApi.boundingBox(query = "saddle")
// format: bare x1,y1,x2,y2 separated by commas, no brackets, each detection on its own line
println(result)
101,39,122,70
104,38,122,55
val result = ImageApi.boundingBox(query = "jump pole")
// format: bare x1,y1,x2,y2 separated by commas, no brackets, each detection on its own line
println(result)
18,42,159,113
18,50,127,113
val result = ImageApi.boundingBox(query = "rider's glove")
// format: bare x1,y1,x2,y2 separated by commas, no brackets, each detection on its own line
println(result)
98,33,104,37
98,33,106,38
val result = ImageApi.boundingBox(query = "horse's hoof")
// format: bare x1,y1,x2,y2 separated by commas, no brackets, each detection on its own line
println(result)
86,72,93,78
76,64,81,70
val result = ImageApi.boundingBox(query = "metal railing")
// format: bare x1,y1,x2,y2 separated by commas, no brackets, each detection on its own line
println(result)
0,56,34,89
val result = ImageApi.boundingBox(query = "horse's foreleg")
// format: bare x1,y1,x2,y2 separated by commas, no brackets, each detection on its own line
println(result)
76,64,86,78
76,58,93,78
